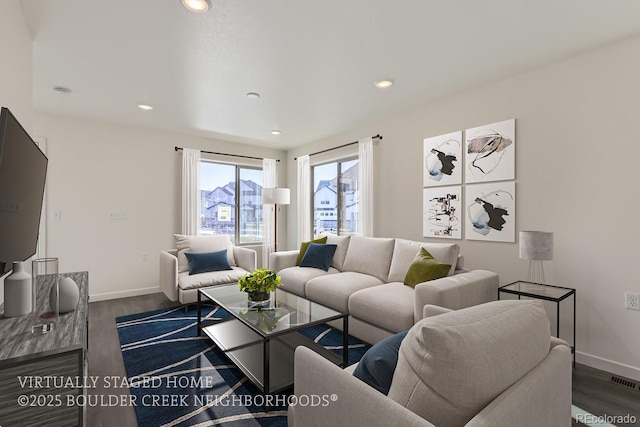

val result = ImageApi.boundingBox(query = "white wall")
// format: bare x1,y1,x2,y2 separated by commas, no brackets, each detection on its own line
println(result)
32,113,286,301
286,35,640,380
0,0,33,305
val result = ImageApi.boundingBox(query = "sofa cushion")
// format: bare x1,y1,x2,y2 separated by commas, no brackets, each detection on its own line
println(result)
342,236,395,282
175,234,236,273
296,236,327,265
177,266,249,290
300,243,338,271
403,248,451,288
325,235,351,270
388,300,551,427
185,250,232,275
277,266,340,297
306,272,384,313
353,331,408,395
387,239,459,282
349,283,415,333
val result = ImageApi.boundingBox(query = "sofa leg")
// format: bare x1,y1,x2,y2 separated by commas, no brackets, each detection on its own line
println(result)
184,304,190,313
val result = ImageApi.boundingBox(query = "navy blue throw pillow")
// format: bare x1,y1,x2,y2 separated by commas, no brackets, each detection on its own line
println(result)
352,330,408,395
299,243,337,271
185,250,232,275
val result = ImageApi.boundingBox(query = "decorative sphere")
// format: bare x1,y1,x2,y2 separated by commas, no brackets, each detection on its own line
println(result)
50,277,80,313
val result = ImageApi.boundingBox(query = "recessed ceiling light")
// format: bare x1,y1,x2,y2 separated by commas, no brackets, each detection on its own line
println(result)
271,130,281,135
182,0,209,12
375,79,394,89
246,92,260,100
137,104,154,111
53,86,71,95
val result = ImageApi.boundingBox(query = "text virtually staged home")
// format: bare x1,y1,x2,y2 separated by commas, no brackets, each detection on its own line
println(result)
1,0,640,426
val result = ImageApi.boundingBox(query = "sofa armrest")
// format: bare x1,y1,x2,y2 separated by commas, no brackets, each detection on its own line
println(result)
467,344,571,427
233,246,257,272
422,304,454,320
269,250,299,272
413,270,499,322
159,250,179,301
550,336,570,350
290,346,433,427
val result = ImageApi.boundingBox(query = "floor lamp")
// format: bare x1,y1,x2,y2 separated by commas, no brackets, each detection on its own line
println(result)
519,231,554,283
262,188,290,252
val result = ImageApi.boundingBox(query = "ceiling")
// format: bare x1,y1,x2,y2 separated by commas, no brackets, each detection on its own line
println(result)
19,0,640,150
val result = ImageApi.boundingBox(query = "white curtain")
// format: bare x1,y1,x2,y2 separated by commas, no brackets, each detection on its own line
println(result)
262,158,277,267
358,137,374,237
181,148,201,235
296,155,311,245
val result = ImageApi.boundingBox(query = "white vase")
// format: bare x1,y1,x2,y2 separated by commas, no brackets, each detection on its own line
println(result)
4,261,33,317
50,276,79,314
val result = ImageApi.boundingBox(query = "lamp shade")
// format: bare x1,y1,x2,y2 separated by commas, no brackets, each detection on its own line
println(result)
262,188,290,205
519,231,553,261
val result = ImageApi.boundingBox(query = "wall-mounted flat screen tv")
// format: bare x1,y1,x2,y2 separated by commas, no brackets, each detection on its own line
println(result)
0,107,48,276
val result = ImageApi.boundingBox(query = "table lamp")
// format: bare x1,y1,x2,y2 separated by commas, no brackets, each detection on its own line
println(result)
519,231,553,283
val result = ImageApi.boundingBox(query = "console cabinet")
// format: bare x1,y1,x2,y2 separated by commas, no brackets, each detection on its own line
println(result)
0,271,88,426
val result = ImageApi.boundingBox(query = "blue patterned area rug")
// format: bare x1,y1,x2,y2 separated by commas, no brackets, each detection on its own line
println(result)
116,305,370,427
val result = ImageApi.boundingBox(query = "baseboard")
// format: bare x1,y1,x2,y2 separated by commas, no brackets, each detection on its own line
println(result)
89,286,161,302
576,351,640,382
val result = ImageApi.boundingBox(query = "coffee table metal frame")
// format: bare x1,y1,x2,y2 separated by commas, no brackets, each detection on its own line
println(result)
197,285,349,394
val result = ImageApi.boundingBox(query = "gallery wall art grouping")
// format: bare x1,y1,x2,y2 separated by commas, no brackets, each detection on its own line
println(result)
422,119,516,242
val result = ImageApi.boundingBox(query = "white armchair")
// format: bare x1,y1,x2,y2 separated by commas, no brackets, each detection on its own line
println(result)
289,301,572,427
159,235,257,304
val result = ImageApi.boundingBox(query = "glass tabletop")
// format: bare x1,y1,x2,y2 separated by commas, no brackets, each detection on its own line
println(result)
200,284,346,337
500,281,575,300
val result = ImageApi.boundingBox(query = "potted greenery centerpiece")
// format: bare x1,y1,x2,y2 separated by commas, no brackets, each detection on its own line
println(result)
238,268,282,305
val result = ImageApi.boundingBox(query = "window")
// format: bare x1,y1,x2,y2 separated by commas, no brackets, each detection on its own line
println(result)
200,161,263,244
312,158,359,238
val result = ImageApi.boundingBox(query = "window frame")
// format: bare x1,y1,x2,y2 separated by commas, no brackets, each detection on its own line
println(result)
311,155,358,238
200,159,263,246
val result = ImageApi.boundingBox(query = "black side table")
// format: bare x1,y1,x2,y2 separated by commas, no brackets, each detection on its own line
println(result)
498,281,576,365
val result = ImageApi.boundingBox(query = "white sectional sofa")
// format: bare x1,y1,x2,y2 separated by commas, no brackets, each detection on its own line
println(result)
270,235,499,344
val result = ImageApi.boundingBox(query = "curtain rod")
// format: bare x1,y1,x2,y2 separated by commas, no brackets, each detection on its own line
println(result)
294,134,382,161
174,146,280,162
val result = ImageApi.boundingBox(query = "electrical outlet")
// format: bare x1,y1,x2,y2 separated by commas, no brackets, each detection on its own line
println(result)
141,252,149,262
625,292,640,311
107,211,128,220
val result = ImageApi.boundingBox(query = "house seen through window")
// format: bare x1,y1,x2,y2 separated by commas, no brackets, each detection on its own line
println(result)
200,161,263,244
312,159,359,238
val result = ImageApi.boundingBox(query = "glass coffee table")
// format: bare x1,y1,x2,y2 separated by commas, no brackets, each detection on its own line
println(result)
197,284,348,394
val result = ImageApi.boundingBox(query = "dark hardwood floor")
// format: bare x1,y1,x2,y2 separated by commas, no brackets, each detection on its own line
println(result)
88,293,640,427
572,363,640,426
87,293,178,427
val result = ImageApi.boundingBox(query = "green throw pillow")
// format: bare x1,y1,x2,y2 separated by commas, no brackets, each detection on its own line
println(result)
296,236,328,265
404,248,451,288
